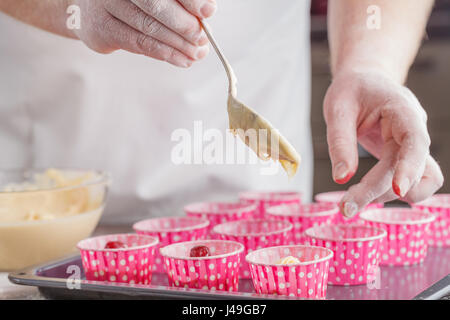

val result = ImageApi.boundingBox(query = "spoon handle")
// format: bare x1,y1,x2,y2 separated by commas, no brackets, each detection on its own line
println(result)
199,19,237,96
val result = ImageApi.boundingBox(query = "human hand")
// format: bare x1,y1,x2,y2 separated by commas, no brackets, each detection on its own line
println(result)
69,0,216,67
323,69,444,217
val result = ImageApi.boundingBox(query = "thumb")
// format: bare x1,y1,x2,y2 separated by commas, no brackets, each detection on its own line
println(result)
323,89,359,184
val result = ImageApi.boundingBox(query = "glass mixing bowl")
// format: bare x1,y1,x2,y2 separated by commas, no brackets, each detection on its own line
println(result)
0,168,110,271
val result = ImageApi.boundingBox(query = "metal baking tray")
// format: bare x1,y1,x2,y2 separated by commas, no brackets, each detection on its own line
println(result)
8,255,274,300
8,247,450,300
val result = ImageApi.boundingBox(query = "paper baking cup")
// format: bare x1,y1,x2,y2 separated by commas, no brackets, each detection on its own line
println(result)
184,202,257,235
246,245,333,298
315,191,383,224
411,194,450,247
305,225,386,285
212,219,293,278
360,208,435,266
160,240,244,291
133,217,209,273
266,203,339,245
239,191,302,219
77,233,159,284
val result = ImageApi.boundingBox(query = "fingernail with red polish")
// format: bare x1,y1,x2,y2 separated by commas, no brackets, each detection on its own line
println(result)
334,162,348,182
397,178,410,197
334,163,354,184
392,181,401,197
335,173,354,184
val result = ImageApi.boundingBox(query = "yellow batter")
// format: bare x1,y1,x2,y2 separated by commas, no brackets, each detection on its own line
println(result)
0,168,106,270
277,256,301,265
0,169,101,223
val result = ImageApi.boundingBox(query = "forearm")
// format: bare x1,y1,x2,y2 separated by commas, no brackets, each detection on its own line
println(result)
0,0,76,39
328,0,434,83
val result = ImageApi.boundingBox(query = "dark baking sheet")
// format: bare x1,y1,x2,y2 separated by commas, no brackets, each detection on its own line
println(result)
8,247,450,300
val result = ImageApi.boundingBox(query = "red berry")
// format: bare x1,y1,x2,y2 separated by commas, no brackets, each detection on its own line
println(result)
104,241,127,249
190,245,210,257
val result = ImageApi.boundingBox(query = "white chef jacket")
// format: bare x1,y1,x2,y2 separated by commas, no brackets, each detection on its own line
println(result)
0,0,312,224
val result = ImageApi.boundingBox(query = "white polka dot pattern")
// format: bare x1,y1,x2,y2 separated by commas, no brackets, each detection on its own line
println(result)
184,202,257,236
266,203,338,245
160,240,243,292
238,191,302,219
212,219,293,278
133,217,209,273
78,234,158,285
360,208,435,266
305,225,386,285
412,194,450,247
246,245,333,299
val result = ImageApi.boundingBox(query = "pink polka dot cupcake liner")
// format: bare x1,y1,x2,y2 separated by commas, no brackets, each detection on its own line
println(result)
305,224,386,285
212,219,293,279
246,245,333,299
360,208,435,266
411,194,450,247
160,240,244,292
77,233,159,285
239,191,302,219
266,203,339,244
184,202,257,236
315,191,383,224
133,217,209,273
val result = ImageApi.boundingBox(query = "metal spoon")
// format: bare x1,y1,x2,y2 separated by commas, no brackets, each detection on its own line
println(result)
199,19,301,177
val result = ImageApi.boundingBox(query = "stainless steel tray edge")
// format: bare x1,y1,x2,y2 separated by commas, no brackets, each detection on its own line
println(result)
7,254,284,300
8,249,450,300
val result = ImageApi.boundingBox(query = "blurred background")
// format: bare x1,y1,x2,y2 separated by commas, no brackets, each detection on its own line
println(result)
310,0,450,196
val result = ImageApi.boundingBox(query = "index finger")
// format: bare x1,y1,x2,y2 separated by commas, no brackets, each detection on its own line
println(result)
131,0,206,45
178,0,217,19
340,140,399,217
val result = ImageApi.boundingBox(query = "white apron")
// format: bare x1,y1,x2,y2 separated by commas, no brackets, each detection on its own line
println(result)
0,0,312,224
